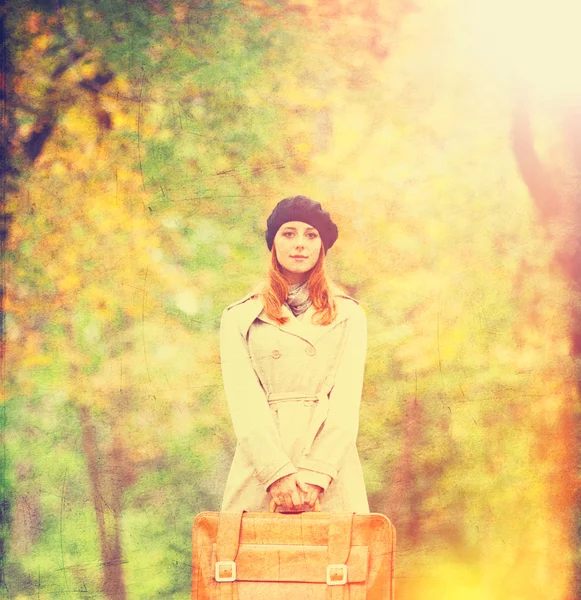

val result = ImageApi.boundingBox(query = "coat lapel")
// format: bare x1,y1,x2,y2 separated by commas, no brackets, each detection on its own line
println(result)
256,292,356,346
304,296,357,345
228,282,359,345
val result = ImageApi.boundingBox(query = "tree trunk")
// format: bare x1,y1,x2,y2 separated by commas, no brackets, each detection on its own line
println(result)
510,89,581,595
561,107,581,358
385,395,424,545
79,404,127,600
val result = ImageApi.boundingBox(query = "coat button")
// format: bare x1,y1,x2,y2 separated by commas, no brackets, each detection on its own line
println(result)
305,345,316,356
271,349,281,359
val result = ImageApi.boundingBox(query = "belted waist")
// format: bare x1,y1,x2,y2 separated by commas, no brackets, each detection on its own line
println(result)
267,390,331,456
267,391,327,406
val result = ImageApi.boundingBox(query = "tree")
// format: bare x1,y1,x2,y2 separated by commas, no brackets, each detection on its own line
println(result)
511,83,581,595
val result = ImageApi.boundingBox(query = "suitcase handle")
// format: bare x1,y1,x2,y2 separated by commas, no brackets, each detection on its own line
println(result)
269,498,321,513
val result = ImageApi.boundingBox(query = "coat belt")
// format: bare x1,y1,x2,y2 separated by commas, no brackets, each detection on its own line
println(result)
267,391,326,405
266,389,332,457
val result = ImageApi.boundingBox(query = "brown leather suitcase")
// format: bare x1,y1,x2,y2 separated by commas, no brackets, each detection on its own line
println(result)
191,509,395,599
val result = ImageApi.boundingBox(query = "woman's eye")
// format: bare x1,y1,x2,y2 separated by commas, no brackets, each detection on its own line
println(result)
283,231,294,237
307,233,318,239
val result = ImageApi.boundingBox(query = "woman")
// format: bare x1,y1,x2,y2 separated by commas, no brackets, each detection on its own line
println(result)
219,195,369,513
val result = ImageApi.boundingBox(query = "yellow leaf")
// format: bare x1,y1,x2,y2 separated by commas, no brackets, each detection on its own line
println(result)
63,106,98,138
32,34,50,52
58,273,81,293
50,161,67,177
80,62,98,79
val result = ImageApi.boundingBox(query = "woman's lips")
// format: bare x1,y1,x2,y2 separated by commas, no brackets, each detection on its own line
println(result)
291,255,307,259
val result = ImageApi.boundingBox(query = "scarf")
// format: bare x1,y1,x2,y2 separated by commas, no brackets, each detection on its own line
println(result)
286,280,312,317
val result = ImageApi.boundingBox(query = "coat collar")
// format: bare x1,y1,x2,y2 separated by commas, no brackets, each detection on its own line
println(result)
225,282,359,344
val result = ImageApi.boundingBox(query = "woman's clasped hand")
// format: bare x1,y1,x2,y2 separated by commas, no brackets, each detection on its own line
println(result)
267,471,323,510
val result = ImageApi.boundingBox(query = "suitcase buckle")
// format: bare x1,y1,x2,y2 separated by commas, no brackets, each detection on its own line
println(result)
215,561,236,582
327,564,347,585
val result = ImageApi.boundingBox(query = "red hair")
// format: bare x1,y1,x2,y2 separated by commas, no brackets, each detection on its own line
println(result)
262,244,337,325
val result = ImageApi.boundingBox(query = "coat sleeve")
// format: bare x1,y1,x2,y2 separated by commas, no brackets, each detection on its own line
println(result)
220,307,297,491
297,303,367,487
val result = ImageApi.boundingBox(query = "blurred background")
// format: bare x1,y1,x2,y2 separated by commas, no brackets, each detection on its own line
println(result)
2,0,581,598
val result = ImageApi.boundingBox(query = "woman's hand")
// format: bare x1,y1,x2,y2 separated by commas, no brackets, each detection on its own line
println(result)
267,473,304,510
296,471,323,508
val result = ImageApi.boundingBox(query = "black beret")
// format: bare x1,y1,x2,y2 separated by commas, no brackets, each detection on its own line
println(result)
265,195,339,252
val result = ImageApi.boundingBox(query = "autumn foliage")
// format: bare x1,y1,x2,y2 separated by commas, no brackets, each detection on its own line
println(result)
2,0,580,598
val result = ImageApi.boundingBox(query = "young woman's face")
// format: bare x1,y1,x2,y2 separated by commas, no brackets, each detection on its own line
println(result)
274,221,322,284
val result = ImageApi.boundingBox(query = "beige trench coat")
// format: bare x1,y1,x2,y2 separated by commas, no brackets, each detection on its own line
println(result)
219,284,369,514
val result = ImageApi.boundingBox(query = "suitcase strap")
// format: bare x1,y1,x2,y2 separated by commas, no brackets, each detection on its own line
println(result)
214,512,244,600
327,513,354,600
214,512,355,600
